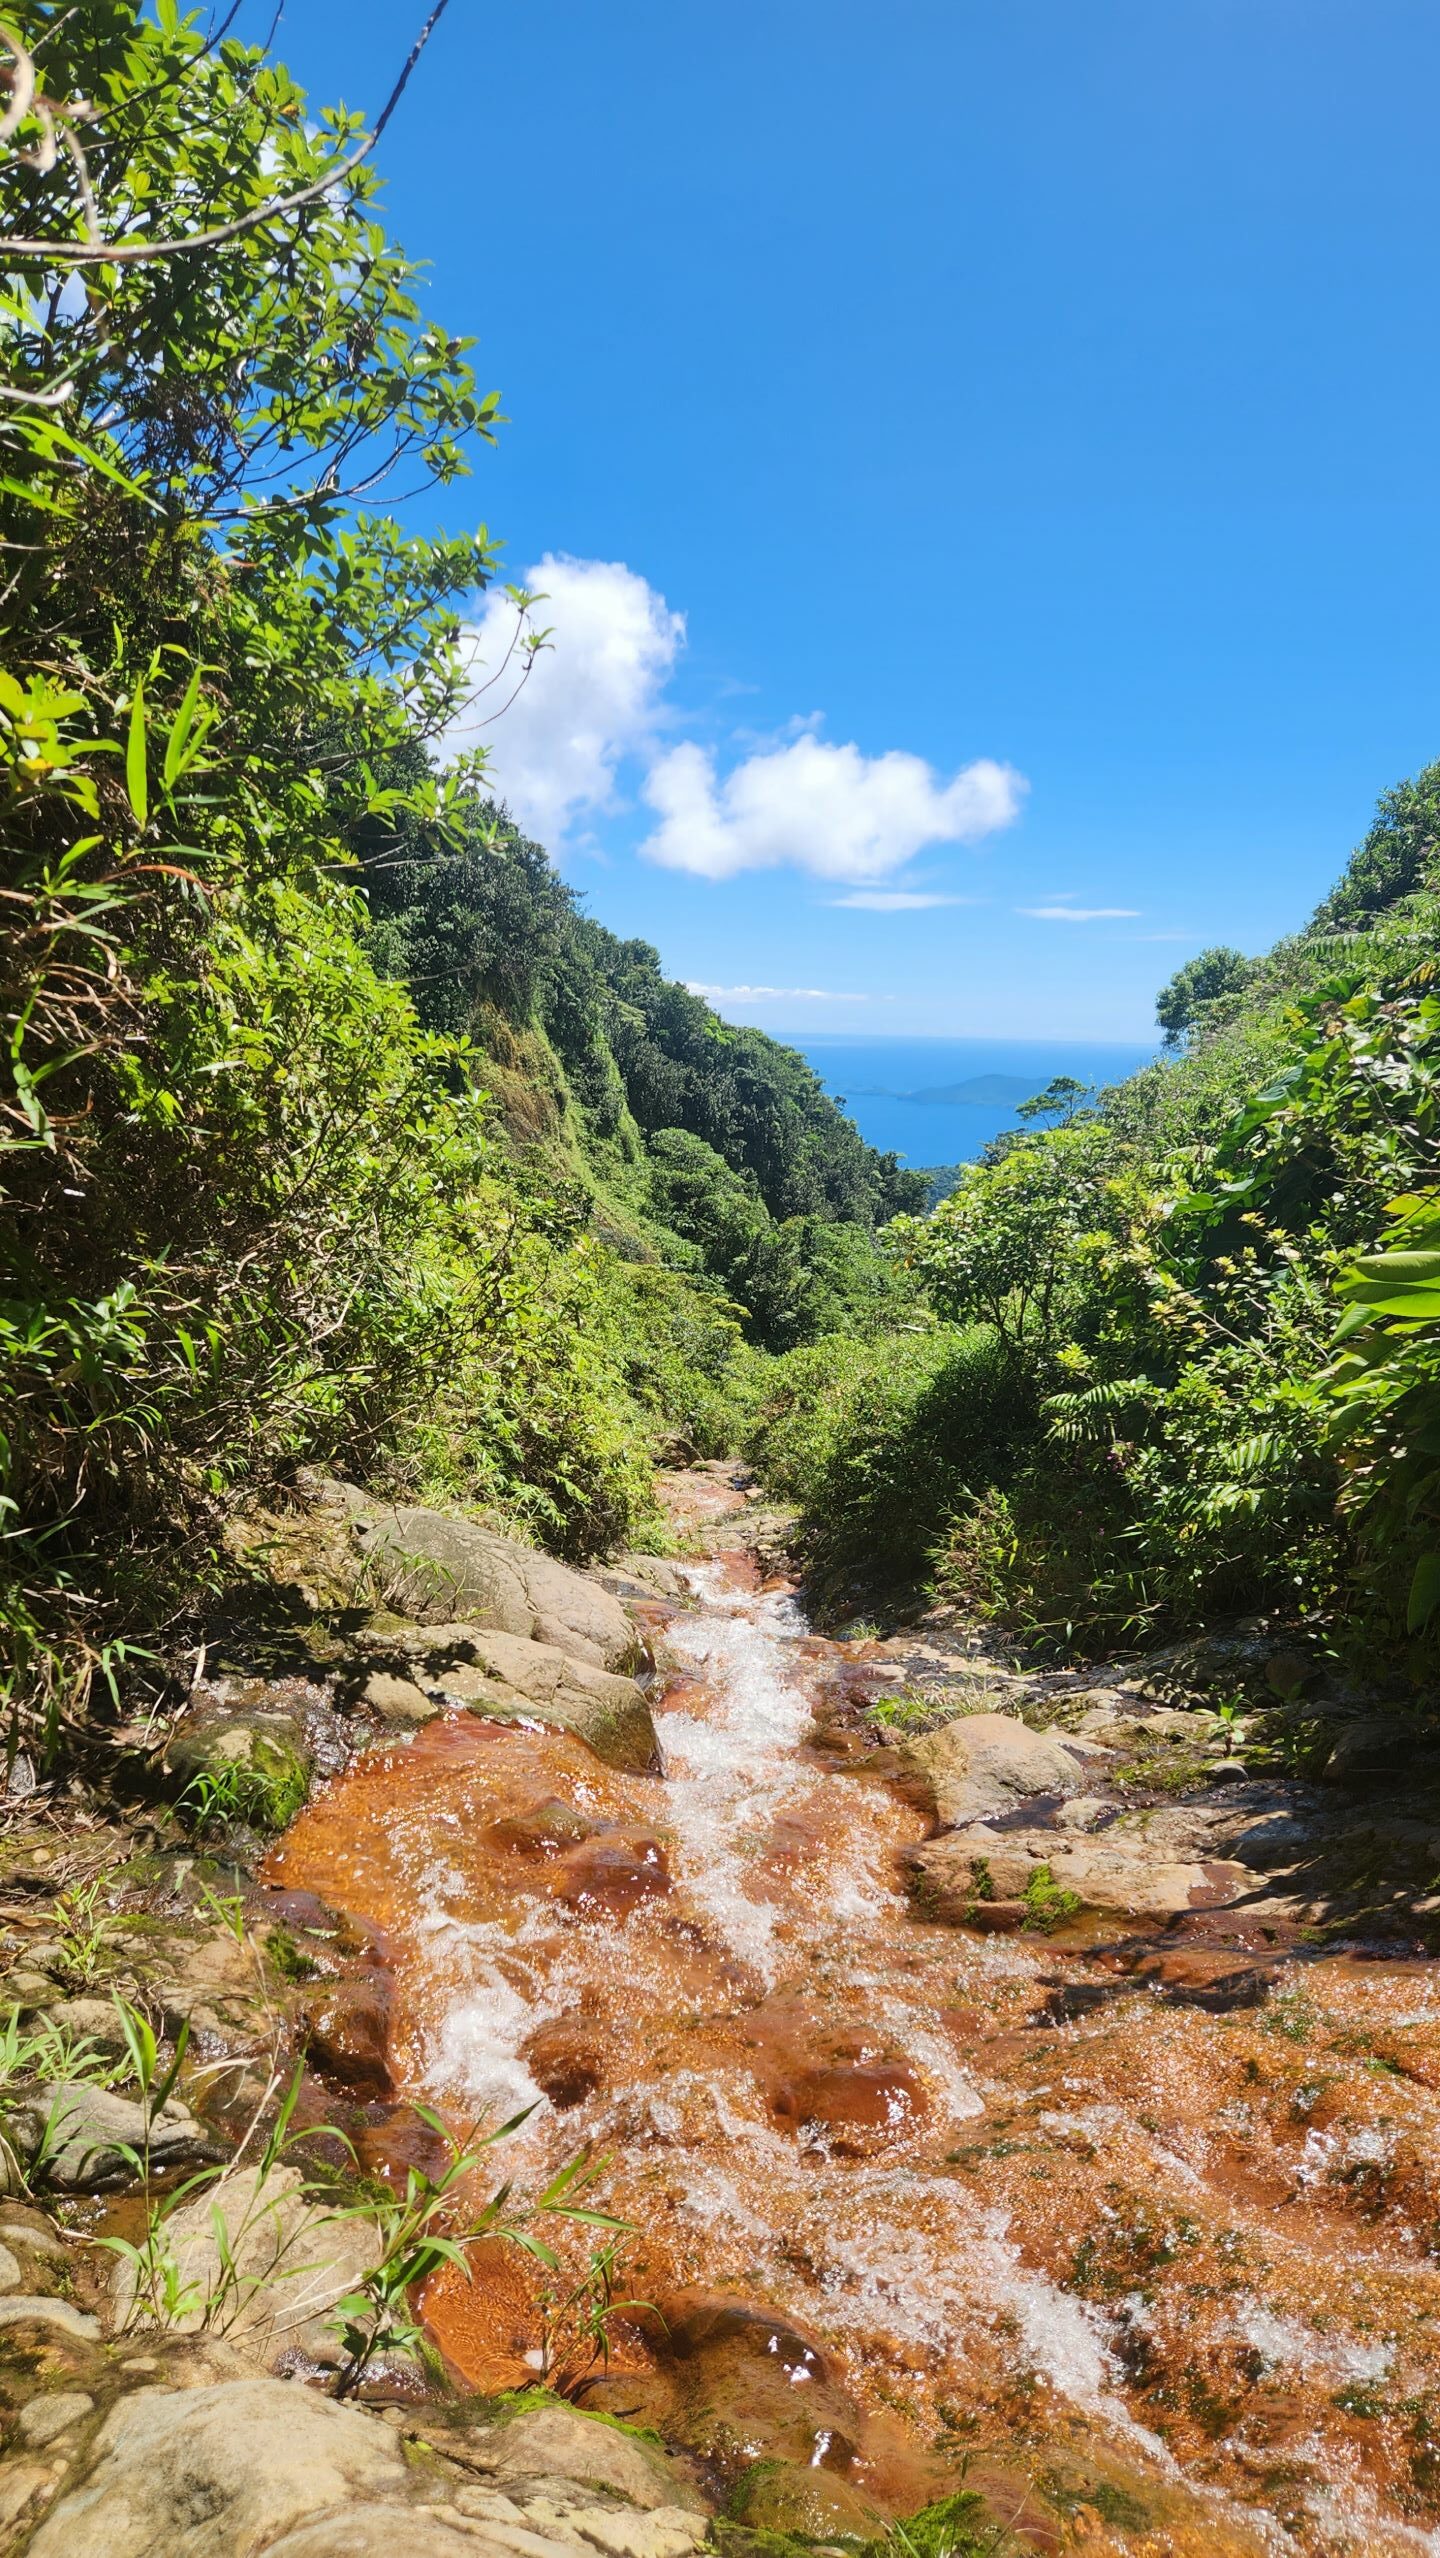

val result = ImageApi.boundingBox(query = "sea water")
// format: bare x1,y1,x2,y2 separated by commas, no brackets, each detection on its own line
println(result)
784,1032,1156,1168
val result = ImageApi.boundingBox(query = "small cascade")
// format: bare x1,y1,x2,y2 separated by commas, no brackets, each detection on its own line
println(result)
271,1491,1440,2556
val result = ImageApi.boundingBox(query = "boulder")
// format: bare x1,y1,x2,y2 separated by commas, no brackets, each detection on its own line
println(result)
907,1825,1250,1926
438,1631,657,1774
109,2164,379,2370
27,2375,406,2558
467,2402,708,2513
899,1711,1090,1828
163,1712,311,1827
1323,1716,1438,1787
5,2082,220,2191
349,1502,638,1672
358,1668,440,1726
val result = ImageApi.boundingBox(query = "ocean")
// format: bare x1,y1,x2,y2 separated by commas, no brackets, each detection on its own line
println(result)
784,1032,1157,1169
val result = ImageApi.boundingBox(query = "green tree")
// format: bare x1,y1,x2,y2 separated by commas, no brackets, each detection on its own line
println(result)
1311,761,1440,932
1155,946,1256,1047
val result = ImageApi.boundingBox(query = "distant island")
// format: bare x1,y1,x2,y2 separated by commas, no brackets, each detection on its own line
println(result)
842,1072,1036,1108
905,1072,1035,1106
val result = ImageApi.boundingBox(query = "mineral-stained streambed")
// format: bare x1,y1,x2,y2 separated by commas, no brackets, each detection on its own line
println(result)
270,1476,1440,2556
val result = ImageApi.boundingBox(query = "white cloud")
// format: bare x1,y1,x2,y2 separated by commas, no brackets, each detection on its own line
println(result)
644,735,1022,883
685,982,870,1004
447,555,684,849
447,553,1023,886
827,889,972,911
1019,904,1141,923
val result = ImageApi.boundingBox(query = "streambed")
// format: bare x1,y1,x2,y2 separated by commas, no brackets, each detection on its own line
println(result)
270,1474,1440,2556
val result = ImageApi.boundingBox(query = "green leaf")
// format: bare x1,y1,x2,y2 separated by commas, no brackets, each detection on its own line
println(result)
162,664,205,790
125,684,148,829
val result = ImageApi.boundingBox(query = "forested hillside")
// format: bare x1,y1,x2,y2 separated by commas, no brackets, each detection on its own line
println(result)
754,770,1440,1676
0,3,914,1748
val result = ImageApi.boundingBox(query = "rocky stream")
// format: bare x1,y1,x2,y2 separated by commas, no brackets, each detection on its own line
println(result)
6,1464,1440,2555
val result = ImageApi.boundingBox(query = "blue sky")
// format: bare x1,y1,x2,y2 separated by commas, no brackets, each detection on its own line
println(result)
285,0,1440,1039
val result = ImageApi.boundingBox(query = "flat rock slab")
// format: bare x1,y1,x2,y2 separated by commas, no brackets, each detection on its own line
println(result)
27,2375,407,2558
908,1825,1251,1925
899,1711,1092,1827
349,1502,638,1672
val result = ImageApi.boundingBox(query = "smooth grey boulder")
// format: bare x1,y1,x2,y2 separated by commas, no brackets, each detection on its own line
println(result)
899,1711,1090,1828
437,1630,658,1774
27,2375,407,2558
4,2082,220,2191
350,1502,638,1671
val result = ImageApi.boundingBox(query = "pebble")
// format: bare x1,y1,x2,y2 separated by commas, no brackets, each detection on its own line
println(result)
19,2392,94,2448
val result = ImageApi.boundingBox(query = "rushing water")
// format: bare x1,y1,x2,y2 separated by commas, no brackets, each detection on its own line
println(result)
271,1479,1440,2556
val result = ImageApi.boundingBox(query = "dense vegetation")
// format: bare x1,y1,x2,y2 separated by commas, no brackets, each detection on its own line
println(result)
8,1,1440,1769
755,796,1440,1674
0,3,914,1749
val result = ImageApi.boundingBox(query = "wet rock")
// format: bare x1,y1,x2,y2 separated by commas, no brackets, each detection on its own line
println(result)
726,2458,882,2538
440,1632,658,1774
523,2016,608,2107
487,1797,600,1855
302,1972,393,2095
1123,1947,1273,2011
768,2061,927,2154
358,1668,440,1726
26,2374,407,2558
4,2081,220,2191
352,2101,454,2190
466,2400,708,2512
18,2389,95,2446
347,1501,640,1671
109,2164,380,2370
556,1828,671,1914
655,2296,860,2473
899,1712,1090,1828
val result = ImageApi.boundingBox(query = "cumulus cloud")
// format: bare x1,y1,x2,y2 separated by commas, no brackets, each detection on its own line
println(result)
685,982,869,1004
1019,904,1141,923
448,554,684,849
447,553,1023,886
827,889,972,911
643,735,1023,883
